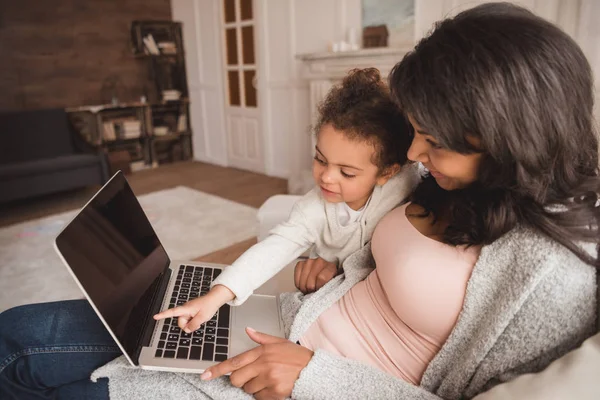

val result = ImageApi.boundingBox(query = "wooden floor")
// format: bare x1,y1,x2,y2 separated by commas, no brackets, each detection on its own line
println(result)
194,237,258,264
0,161,288,228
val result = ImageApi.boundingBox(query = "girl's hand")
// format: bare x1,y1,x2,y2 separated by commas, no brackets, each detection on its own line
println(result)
201,327,313,400
294,257,338,294
153,285,234,333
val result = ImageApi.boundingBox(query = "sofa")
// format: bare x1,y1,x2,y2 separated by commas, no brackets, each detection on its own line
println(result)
0,108,110,204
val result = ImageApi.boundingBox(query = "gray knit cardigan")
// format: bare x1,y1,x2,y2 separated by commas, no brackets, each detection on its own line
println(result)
92,227,597,399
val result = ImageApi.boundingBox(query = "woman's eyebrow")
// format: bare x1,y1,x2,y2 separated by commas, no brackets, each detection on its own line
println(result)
315,146,363,171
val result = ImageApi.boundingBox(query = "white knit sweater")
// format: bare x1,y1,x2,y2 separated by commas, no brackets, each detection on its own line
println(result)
211,163,421,305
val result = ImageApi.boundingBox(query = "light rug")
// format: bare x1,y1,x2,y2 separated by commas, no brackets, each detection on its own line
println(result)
0,186,258,311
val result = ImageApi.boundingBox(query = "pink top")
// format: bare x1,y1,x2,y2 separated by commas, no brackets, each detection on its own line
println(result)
299,203,480,384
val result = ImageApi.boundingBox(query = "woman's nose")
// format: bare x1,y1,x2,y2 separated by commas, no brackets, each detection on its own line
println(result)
407,137,429,163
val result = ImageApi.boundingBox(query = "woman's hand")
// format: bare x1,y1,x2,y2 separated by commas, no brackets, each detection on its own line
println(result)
294,257,338,294
201,327,314,400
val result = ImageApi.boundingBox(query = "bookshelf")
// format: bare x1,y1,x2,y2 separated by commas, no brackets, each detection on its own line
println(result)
131,20,188,103
67,99,192,171
149,101,192,165
66,20,193,173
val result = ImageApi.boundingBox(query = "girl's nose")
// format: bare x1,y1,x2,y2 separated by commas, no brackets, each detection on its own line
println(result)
321,168,335,184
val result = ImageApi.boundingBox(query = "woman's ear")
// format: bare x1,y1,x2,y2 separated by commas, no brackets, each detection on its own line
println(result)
376,164,401,186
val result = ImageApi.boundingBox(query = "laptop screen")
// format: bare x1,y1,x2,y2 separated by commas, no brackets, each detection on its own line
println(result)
55,172,170,362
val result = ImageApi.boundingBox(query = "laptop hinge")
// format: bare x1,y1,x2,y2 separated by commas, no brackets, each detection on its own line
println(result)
133,266,172,363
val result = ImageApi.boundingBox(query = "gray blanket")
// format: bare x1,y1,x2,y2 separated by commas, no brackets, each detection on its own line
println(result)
92,227,596,399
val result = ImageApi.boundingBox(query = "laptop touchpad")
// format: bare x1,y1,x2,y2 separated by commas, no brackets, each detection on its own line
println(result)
230,295,284,357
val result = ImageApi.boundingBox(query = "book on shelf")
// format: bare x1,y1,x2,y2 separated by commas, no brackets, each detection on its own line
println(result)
177,114,187,132
158,41,177,54
103,122,116,141
110,118,142,139
122,120,141,130
143,34,160,55
153,126,169,136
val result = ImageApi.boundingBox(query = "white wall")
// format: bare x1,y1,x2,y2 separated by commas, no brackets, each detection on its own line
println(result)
415,0,600,120
172,0,363,176
259,0,362,179
416,0,580,39
175,0,600,178
172,0,229,166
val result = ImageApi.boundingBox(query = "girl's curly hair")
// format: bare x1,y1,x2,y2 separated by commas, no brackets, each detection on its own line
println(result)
314,68,412,173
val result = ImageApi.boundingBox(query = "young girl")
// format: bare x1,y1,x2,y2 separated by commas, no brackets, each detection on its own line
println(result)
154,68,420,332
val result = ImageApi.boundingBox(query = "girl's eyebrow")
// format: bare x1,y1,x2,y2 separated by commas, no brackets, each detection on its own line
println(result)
315,146,363,171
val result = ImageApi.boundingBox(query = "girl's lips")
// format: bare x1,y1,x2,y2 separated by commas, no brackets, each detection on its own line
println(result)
320,186,337,195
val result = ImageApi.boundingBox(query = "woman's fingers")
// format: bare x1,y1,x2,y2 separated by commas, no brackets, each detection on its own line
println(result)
230,366,261,391
254,387,284,400
202,347,261,380
245,327,287,346
242,377,267,395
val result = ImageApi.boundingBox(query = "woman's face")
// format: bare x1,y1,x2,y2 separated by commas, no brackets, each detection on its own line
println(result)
407,115,484,191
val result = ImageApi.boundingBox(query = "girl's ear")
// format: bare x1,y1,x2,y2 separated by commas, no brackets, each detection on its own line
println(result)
376,164,401,186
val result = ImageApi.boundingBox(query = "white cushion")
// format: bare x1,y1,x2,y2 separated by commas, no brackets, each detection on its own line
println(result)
256,194,302,241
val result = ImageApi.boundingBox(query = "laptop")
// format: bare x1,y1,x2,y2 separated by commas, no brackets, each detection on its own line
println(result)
54,171,285,373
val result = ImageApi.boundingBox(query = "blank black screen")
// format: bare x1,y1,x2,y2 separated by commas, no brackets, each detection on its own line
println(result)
55,172,170,361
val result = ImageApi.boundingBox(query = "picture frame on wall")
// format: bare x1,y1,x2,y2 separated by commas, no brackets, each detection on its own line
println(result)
362,0,414,48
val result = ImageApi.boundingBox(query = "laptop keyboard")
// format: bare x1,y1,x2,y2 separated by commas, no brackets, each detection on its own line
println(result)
154,265,230,362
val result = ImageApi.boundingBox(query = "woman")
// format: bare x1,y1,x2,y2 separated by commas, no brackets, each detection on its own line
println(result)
1,3,598,399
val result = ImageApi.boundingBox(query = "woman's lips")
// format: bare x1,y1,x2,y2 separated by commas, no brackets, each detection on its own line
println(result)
427,167,445,179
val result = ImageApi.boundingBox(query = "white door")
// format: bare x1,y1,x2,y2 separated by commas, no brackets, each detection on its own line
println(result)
221,0,264,173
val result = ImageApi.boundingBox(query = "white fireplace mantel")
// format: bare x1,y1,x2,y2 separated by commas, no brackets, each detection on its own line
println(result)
296,46,410,132
296,47,410,81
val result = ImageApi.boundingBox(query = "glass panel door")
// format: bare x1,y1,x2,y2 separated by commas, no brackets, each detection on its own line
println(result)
223,0,257,108
221,0,263,173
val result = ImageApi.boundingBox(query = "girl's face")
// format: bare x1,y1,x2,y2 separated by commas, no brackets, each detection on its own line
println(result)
407,115,483,191
312,124,397,210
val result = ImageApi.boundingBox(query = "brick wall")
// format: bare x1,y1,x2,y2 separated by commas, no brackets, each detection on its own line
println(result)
0,0,172,111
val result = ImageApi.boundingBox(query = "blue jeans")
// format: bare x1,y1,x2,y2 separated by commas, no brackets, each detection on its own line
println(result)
0,300,122,399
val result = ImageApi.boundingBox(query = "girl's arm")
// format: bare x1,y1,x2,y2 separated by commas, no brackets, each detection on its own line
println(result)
211,234,311,305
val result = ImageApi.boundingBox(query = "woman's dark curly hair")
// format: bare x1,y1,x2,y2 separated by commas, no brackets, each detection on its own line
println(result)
314,68,412,173
389,2,600,266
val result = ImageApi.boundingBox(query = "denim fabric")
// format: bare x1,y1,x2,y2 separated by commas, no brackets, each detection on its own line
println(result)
0,300,121,399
